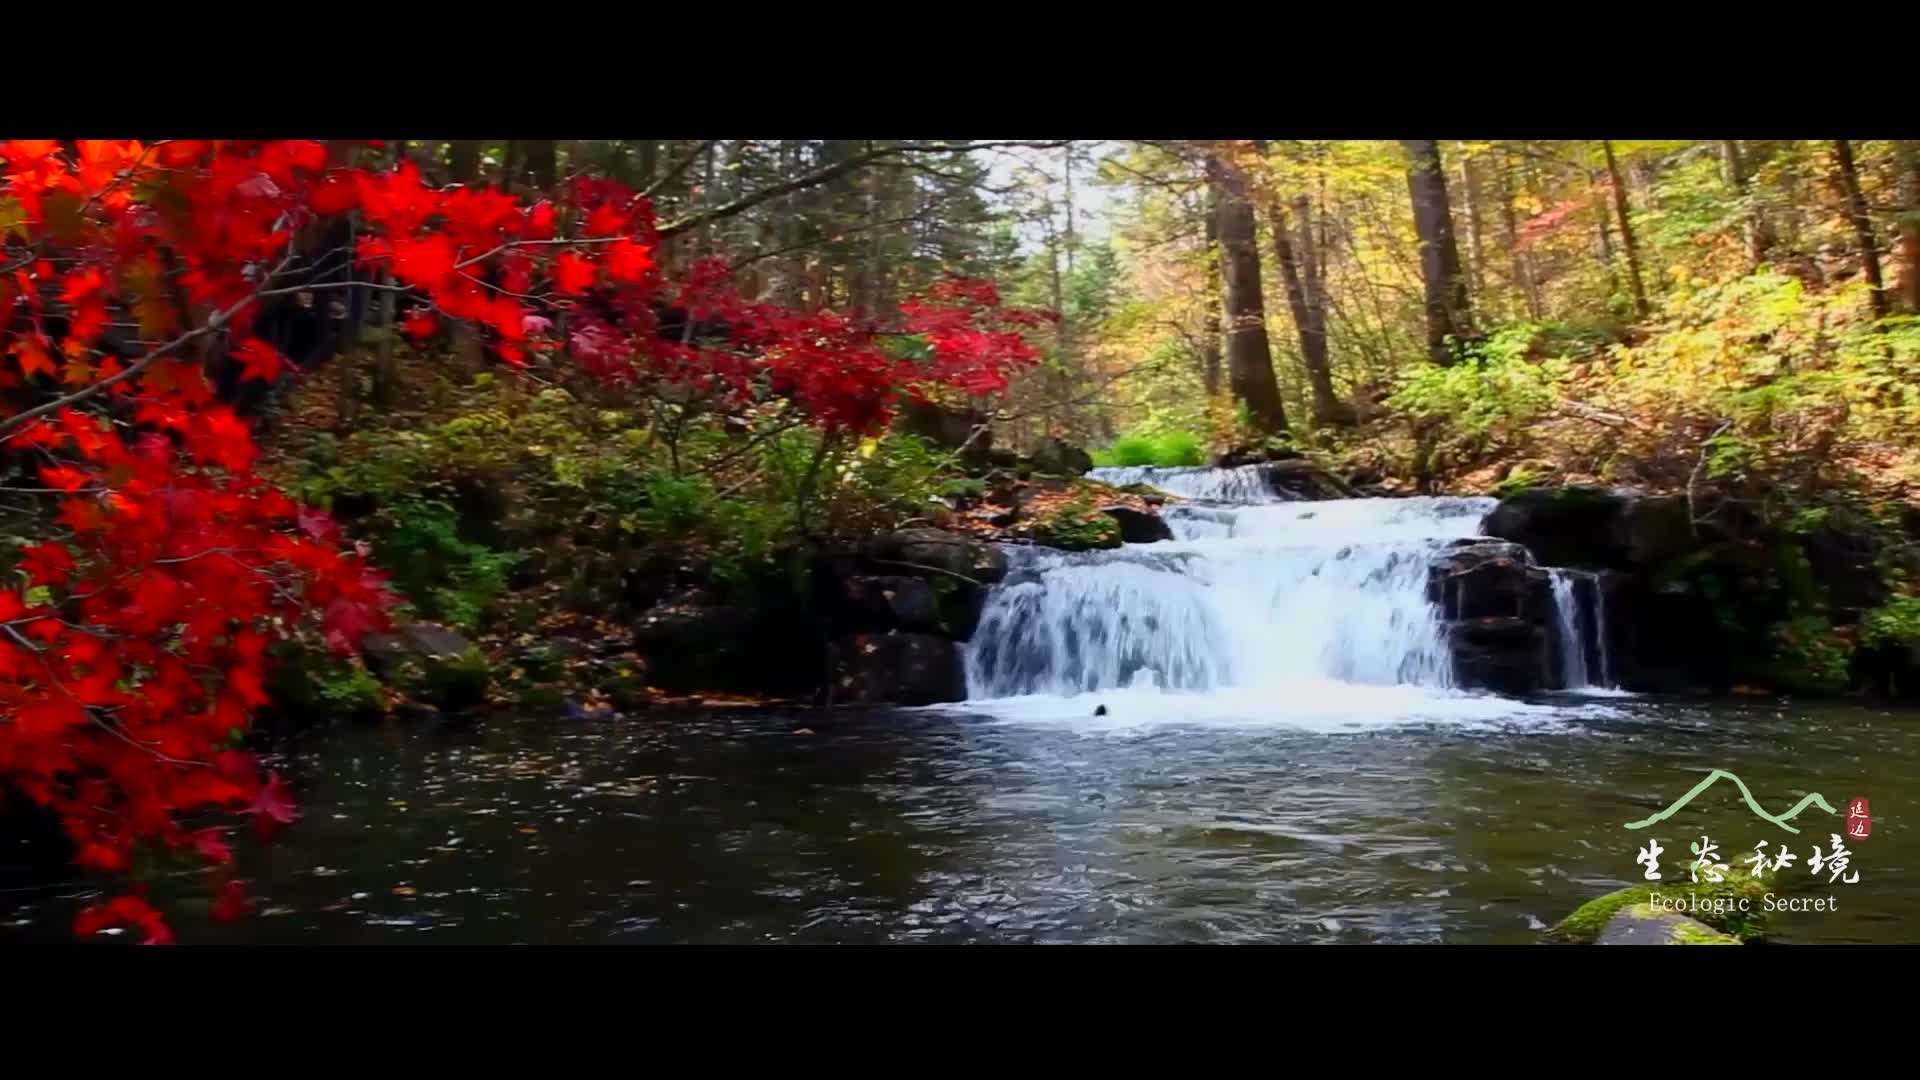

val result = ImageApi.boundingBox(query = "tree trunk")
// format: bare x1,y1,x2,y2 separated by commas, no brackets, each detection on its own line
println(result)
1897,140,1920,314
1204,150,1288,435
1458,144,1487,297
636,141,658,187
1401,139,1477,366
1496,147,1541,320
1602,141,1651,318
524,140,557,190
448,140,483,186
1720,140,1776,269
1255,142,1347,426
1201,197,1223,399
1832,138,1890,321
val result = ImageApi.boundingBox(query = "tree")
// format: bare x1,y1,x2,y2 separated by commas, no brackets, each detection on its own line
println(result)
0,140,1045,942
1203,147,1288,436
1831,139,1889,321
1601,141,1651,318
1597,139,1658,315
1720,140,1776,270
1898,140,1920,314
1254,142,1351,426
1400,139,1476,365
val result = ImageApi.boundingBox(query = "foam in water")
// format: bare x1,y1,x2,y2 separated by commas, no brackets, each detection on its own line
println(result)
952,467,1583,728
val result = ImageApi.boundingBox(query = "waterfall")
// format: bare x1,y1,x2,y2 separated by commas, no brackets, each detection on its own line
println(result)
1547,569,1591,689
1545,568,1620,693
960,467,1519,725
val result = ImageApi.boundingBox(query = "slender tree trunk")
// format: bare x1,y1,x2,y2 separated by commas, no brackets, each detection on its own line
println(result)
1200,199,1224,399
1897,140,1920,313
1720,140,1776,269
1255,141,1347,426
1059,145,1077,431
524,140,557,190
1601,141,1651,318
1401,139,1477,366
448,140,483,186
1832,138,1890,320
1204,149,1288,435
1458,144,1487,297
1496,148,1541,320
636,141,658,187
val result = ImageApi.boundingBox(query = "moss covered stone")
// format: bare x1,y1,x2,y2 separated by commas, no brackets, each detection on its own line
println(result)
1546,875,1769,944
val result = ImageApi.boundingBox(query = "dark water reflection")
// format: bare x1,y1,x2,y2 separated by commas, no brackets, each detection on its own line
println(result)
7,696,1919,943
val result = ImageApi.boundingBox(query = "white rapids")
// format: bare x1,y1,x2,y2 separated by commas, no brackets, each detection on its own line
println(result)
951,466,1611,731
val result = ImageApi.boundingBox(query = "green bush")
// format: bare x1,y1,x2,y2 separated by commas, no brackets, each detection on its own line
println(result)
1093,430,1207,468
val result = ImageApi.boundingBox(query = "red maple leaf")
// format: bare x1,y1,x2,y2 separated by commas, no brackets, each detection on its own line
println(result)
584,200,626,237
603,238,654,284
400,309,438,340
231,337,284,384
551,252,596,295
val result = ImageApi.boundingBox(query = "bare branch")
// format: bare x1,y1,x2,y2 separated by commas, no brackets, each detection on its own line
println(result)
640,140,719,201
657,141,1071,240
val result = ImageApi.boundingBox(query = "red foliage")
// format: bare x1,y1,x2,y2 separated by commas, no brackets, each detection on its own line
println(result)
0,140,1045,943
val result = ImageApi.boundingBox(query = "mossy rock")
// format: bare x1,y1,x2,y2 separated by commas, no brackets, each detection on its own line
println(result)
1545,876,1769,944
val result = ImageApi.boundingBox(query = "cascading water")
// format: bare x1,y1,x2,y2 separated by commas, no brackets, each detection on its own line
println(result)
1548,569,1591,689
957,467,1561,729
1545,568,1621,694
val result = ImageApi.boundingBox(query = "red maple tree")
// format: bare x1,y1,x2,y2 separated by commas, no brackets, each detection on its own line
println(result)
0,140,1042,942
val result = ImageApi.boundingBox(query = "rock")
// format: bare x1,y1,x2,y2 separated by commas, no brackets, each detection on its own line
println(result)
1140,493,1167,507
1100,506,1174,544
862,528,1008,585
1031,436,1094,476
1448,616,1546,695
1545,879,1768,944
631,591,759,649
985,448,1021,469
1348,467,1384,488
1427,541,1548,621
897,398,991,465
360,622,477,679
833,632,967,705
1799,506,1888,619
1482,486,1693,571
1260,459,1355,501
1594,907,1737,945
834,574,987,639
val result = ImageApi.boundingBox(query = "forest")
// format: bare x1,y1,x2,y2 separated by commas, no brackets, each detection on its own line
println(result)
4,138,1919,945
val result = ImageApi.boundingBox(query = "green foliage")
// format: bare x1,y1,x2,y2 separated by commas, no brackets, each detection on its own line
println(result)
1034,495,1122,551
1092,430,1206,467
375,495,518,633
1388,323,1570,445
1862,597,1920,650
1769,614,1854,694
317,662,386,715
938,477,987,500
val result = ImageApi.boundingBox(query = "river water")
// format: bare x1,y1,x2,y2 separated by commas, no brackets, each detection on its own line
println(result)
4,466,1916,943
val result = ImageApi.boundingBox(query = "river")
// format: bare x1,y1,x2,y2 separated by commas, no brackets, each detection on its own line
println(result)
4,466,1914,943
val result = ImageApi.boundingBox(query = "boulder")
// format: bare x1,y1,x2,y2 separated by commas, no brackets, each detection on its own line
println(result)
862,528,1009,585
1260,459,1355,501
358,623,490,714
1482,486,1693,571
1799,506,1888,619
631,589,759,650
834,574,987,640
1100,506,1174,544
361,622,477,679
897,398,991,465
1031,436,1094,476
1448,616,1546,695
832,632,967,705
1594,907,1737,945
1428,541,1549,621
